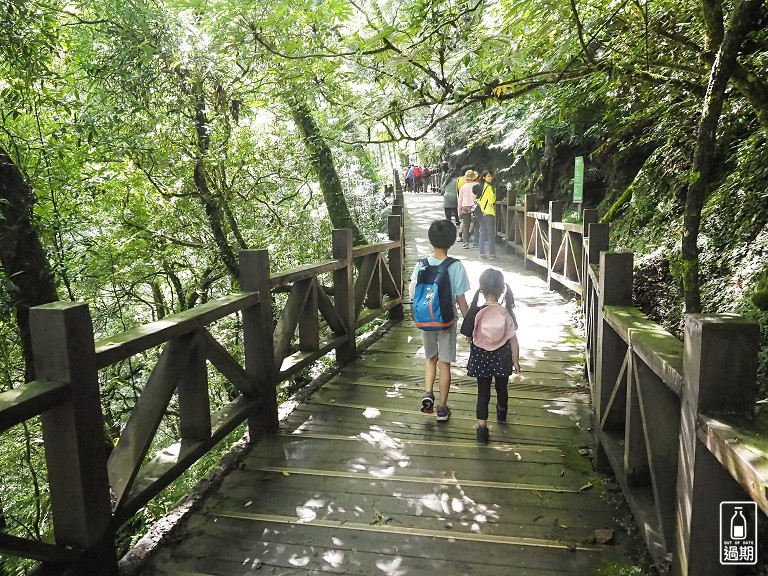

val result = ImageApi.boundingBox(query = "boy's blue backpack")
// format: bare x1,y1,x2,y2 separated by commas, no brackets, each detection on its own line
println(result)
413,257,458,330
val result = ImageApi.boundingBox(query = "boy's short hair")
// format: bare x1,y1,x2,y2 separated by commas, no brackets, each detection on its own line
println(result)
427,219,457,249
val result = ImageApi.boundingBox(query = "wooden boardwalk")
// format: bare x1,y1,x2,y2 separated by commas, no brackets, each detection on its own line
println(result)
138,193,634,575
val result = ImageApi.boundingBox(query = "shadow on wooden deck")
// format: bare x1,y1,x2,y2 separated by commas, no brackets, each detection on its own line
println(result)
137,193,636,576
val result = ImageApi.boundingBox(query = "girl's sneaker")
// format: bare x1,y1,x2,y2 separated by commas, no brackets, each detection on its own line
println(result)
436,405,452,421
476,425,490,445
496,406,507,423
420,391,435,414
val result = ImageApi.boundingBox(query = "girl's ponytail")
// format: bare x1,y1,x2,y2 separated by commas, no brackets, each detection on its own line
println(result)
504,284,518,329
469,288,482,313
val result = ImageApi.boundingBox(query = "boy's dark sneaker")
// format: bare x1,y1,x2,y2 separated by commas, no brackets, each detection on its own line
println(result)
496,407,507,423
436,405,452,422
476,425,489,445
420,391,435,414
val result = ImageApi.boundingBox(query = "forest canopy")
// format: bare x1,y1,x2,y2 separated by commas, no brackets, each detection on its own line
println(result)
1,0,767,571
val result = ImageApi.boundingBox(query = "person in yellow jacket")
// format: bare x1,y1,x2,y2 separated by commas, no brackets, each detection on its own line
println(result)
477,170,497,260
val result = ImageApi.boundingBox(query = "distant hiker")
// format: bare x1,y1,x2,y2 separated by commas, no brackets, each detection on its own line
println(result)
442,168,460,226
405,164,414,192
422,166,431,193
457,169,478,249
461,268,521,445
439,162,451,188
477,170,497,260
409,220,470,422
412,165,423,193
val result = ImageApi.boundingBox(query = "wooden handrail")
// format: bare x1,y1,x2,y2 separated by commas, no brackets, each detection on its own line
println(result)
95,291,260,368
496,189,764,574
1,215,405,574
0,380,69,434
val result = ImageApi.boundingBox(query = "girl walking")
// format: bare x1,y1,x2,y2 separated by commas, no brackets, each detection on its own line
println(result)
461,268,521,445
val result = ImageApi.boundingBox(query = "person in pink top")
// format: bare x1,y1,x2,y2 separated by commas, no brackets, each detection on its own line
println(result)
460,268,521,445
457,169,479,249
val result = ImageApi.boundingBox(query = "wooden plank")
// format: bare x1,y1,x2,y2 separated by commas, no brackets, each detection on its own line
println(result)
697,414,768,515
550,221,584,234
352,240,400,257
269,259,344,290
298,278,320,352
364,254,383,309
0,532,80,563
202,330,255,395
158,516,616,575
108,333,195,510
550,271,582,295
355,299,402,329
114,395,258,525
0,380,69,433
273,279,312,368
598,429,667,561
635,358,680,553
213,465,605,511
95,291,259,368
353,253,378,317
277,334,347,380
603,305,683,395
315,280,347,334
380,257,400,298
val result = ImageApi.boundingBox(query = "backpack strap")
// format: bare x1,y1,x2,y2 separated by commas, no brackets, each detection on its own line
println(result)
437,257,457,271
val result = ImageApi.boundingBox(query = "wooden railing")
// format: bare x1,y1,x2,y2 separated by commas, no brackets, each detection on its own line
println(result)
0,206,405,574
583,243,764,575
495,194,598,295
495,192,765,574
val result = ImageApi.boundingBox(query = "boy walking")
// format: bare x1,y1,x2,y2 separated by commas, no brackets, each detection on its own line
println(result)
409,220,470,421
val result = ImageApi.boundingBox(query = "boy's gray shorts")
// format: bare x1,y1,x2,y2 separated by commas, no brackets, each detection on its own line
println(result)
422,324,457,364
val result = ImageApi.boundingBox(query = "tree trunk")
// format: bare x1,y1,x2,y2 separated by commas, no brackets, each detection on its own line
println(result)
193,91,240,279
682,0,764,313
0,147,60,382
287,96,367,246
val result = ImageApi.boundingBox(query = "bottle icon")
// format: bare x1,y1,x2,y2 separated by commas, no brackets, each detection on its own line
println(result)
731,506,747,540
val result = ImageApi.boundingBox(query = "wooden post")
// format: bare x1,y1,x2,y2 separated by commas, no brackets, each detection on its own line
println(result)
673,315,759,576
523,194,534,270
392,203,405,258
583,222,609,312
333,229,356,364
587,223,609,266
178,329,212,441
582,209,598,233
29,302,118,575
388,215,404,321
240,249,278,438
547,201,563,290
593,252,633,472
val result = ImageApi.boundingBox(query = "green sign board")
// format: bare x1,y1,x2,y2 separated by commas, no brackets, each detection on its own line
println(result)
573,156,584,203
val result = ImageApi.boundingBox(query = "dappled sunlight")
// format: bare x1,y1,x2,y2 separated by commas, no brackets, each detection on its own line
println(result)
363,407,382,418
376,556,407,575
543,397,585,419
322,549,346,568
288,554,310,567
385,381,407,398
